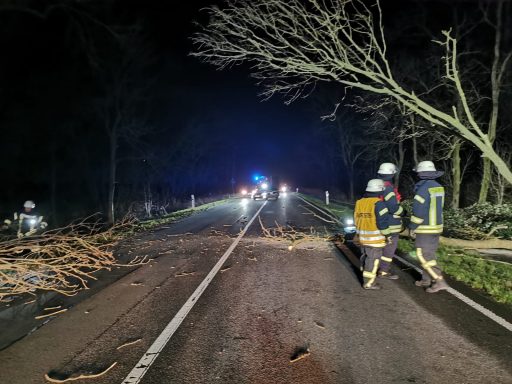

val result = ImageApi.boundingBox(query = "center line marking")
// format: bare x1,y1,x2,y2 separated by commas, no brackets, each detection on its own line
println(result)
122,201,267,384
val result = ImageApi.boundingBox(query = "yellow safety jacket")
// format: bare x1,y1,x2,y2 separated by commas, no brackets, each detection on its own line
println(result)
354,197,390,248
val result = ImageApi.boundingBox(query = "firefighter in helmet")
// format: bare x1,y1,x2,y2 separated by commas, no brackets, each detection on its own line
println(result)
376,162,404,280
410,161,449,293
354,179,390,290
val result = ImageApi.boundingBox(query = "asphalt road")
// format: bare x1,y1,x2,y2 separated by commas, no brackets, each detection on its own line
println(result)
0,194,511,384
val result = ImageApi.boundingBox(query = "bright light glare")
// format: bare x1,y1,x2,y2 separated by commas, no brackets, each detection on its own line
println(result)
261,182,268,190
29,219,37,226
345,218,354,225
241,189,248,195
280,186,287,192
262,192,267,198
282,192,287,197
240,198,249,206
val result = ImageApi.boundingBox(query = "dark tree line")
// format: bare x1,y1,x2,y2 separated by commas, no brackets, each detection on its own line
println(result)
0,0,234,225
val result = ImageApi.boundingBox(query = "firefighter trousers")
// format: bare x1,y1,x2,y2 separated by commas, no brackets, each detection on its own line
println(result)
380,234,398,273
361,246,382,288
415,234,443,281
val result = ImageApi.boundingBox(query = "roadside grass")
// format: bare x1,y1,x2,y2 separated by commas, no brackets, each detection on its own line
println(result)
398,238,512,305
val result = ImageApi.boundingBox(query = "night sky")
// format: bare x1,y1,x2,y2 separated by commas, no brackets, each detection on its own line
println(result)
124,0,318,186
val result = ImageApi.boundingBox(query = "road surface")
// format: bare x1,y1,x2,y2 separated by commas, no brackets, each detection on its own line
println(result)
0,194,511,383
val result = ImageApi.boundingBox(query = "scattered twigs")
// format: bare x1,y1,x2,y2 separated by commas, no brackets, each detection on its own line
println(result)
258,217,327,249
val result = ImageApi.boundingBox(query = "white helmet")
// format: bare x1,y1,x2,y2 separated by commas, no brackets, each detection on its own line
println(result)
366,179,385,192
415,161,436,172
377,162,398,175
24,200,35,209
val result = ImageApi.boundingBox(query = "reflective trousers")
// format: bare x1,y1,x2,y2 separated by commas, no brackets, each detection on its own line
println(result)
360,246,382,288
380,234,398,272
415,234,443,280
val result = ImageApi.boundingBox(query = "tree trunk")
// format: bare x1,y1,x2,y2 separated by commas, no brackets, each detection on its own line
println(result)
107,131,117,225
395,139,405,189
479,1,505,202
50,147,58,226
451,139,462,209
348,164,355,201
412,132,418,166
479,158,492,203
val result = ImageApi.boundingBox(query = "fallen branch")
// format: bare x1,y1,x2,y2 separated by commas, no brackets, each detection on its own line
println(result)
35,308,68,319
0,215,144,302
44,362,117,383
116,338,142,350
440,236,512,250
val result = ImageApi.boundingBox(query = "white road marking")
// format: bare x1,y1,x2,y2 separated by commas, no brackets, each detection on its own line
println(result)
296,194,341,224
122,201,267,384
394,255,512,332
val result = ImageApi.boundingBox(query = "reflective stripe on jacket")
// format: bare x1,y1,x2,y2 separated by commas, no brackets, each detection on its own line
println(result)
355,197,390,247
409,180,444,234
381,182,403,234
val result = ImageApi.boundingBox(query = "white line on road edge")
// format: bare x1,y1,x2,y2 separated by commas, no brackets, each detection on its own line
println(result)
296,195,341,224
122,201,268,384
394,255,512,332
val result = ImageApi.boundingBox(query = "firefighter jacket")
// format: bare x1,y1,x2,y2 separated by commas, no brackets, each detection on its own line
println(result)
409,179,444,234
354,196,390,248
381,181,403,234
17,211,43,236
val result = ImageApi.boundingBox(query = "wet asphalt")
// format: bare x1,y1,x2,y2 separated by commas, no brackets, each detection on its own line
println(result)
0,194,511,384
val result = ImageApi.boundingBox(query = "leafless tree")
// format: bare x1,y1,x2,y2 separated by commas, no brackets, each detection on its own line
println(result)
319,104,371,200
490,143,512,204
191,0,512,185
477,1,512,202
96,25,153,224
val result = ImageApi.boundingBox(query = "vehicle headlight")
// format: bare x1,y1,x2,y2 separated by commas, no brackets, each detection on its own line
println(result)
261,183,268,190
241,189,248,195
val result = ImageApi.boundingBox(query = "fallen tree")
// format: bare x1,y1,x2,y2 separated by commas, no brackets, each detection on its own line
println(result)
439,236,512,251
0,216,144,302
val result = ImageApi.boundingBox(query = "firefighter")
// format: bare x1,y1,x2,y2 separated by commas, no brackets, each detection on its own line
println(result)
16,200,47,238
354,179,390,290
376,162,404,280
410,161,449,293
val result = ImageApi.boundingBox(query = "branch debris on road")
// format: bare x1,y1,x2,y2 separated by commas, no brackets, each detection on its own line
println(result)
258,217,327,250
44,361,117,383
290,346,311,363
116,338,142,350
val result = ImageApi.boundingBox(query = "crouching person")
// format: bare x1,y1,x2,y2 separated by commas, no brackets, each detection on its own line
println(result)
355,179,390,290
